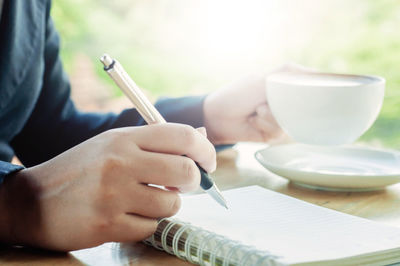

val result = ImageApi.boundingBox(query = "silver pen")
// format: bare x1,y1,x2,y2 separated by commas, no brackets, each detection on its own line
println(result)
100,54,228,209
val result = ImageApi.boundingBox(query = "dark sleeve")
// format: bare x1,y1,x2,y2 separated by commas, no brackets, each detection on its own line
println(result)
10,9,207,167
0,161,24,185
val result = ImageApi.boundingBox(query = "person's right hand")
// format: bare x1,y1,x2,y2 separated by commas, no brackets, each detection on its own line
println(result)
0,123,216,251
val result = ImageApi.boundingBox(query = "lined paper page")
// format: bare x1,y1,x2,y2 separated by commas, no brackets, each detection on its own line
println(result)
175,186,400,265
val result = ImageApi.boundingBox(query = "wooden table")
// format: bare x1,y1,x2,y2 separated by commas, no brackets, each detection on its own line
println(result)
1,143,400,265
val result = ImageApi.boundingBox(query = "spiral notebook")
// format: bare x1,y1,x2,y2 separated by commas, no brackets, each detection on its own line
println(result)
144,186,400,266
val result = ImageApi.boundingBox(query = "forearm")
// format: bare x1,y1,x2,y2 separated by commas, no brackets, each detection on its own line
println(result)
11,95,208,167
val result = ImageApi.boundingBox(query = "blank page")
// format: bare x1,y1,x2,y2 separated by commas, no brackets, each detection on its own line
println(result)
175,186,400,265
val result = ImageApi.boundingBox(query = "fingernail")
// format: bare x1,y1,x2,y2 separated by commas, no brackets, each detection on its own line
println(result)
196,127,207,137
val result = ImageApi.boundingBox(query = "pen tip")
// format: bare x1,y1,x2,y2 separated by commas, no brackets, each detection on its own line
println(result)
218,196,229,210
206,184,229,209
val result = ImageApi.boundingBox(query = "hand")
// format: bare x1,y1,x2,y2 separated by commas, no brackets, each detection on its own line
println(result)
0,123,216,251
203,63,312,145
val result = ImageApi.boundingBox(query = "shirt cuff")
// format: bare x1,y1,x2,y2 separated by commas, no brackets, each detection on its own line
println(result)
154,96,235,151
154,95,206,129
0,161,24,185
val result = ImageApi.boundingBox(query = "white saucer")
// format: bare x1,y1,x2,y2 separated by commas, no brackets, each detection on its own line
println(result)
255,143,400,191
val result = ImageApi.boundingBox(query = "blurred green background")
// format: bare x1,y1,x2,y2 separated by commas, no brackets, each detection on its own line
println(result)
51,0,400,148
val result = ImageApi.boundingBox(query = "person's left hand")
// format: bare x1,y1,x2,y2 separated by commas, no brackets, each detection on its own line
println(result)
203,74,283,145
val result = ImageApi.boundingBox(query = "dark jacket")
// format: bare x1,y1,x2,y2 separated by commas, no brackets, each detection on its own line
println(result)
0,0,205,183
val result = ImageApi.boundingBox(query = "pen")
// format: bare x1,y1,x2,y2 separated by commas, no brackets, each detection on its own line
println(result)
100,54,228,209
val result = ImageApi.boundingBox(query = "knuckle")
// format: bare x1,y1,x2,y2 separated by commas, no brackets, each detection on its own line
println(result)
102,128,134,147
147,191,162,210
138,220,158,240
181,159,198,183
100,186,117,202
101,131,122,152
102,128,122,142
91,216,117,234
101,154,123,175
147,191,181,217
153,155,169,173
167,194,181,216
180,125,197,147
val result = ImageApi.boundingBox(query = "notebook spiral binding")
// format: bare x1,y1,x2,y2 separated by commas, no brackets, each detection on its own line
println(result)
144,218,280,266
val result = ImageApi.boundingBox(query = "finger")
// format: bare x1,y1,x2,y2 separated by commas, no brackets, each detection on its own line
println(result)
255,104,280,129
133,151,201,192
131,123,216,172
255,104,271,119
247,116,283,142
245,117,269,142
109,214,158,243
124,185,182,219
196,127,207,137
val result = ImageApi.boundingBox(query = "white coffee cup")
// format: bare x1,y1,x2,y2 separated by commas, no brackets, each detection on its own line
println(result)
266,72,385,145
